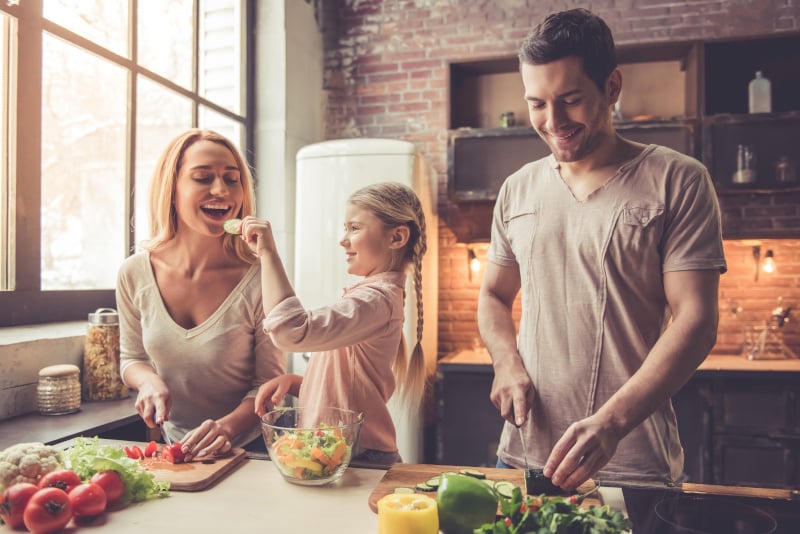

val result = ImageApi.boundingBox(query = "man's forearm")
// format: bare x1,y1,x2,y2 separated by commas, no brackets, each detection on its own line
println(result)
478,290,521,369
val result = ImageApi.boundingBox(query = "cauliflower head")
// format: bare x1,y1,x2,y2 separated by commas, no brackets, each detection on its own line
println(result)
0,442,63,492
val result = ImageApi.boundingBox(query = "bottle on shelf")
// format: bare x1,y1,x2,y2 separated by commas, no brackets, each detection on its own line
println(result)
732,144,757,184
748,71,772,113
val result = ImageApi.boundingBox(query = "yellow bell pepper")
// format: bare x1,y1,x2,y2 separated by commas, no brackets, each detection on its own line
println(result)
377,493,438,534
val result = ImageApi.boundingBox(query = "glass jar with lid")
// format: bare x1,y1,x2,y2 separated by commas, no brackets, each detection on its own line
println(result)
83,308,129,401
38,364,81,415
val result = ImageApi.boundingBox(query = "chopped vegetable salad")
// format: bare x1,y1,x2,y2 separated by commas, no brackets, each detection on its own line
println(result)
269,425,350,481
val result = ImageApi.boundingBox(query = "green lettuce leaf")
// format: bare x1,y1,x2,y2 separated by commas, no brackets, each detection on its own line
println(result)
62,436,170,502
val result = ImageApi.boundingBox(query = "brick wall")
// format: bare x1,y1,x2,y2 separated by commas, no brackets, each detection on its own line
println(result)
321,0,800,359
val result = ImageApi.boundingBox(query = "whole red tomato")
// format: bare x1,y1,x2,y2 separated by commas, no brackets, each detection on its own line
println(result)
0,482,39,528
68,482,107,518
37,468,82,493
90,470,125,505
23,487,72,534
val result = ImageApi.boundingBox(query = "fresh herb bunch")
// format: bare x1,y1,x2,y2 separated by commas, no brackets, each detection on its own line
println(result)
476,486,632,534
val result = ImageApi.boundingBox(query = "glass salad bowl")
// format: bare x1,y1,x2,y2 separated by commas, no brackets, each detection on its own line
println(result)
261,406,363,486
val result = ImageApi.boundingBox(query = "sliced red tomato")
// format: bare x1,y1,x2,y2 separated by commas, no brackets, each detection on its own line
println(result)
124,445,144,459
90,470,125,505
23,487,72,534
144,440,159,458
162,442,185,464
68,482,107,518
37,469,82,494
0,482,39,528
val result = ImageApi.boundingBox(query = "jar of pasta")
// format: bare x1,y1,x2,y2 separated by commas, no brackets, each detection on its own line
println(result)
83,308,129,401
38,364,81,415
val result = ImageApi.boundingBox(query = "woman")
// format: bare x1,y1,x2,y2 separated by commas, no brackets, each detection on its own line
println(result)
117,129,285,460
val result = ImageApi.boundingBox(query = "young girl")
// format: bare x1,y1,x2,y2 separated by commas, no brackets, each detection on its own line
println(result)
240,181,427,467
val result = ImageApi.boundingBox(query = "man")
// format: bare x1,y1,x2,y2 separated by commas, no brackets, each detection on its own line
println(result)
477,8,726,494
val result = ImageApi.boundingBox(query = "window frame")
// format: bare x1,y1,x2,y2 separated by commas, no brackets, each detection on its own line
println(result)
0,0,254,326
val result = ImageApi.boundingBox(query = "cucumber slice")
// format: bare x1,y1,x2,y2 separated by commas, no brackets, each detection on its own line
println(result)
459,468,487,479
393,487,415,494
494,480,515,499
223,218,242,235
424,476,441,489
415,483,436,492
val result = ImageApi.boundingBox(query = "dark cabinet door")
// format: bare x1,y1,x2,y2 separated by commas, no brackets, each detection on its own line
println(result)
713,378,796,435
435,365,505,467
712,434,798,488
673,378,713,483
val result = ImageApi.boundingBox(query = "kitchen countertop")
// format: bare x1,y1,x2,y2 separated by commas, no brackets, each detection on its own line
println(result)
0,397,138,450
15,448,800,533
57,450,385,532
4,436,799,532
440,349,800,373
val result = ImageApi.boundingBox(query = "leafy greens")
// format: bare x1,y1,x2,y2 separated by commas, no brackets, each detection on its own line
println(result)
62,437,170,502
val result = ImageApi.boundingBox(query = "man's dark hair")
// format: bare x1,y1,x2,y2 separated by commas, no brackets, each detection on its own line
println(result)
518,8,617,92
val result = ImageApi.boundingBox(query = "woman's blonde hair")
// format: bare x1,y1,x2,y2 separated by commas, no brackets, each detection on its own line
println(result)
141,129,257,264
347,182,427,405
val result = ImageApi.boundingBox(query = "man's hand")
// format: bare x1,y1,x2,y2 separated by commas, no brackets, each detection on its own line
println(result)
543,412,621,490
490,358,535,427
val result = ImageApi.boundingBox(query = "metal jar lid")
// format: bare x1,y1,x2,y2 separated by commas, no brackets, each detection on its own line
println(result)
39,364,80,378
88,307,118,324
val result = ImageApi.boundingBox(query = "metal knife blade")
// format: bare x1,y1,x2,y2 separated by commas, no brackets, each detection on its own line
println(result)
159,424,172,446
517,424,530,472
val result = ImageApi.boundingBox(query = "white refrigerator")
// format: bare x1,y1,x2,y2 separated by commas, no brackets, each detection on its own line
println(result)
292,138,438,463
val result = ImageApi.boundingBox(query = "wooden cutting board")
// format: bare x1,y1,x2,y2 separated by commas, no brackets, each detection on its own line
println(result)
140,447,247,491
367,463,600,513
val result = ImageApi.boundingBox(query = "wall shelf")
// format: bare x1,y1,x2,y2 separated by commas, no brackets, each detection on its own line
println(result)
445,34,800,241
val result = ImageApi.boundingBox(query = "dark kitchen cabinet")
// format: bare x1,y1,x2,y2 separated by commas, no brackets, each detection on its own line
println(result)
703,112,800,194
713,434,798,488
674,371,800,489
435,352,504,467
672,378,713,484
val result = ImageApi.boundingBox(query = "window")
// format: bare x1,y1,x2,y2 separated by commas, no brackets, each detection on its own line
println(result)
0,0,252,325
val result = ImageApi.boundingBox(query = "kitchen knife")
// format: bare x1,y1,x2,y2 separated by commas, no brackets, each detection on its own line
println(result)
518,423,562,494
159,424,172,446
517,424,530,473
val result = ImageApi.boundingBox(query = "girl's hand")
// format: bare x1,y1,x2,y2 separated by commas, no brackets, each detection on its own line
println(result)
134,376,172,428
180,419,233,460
254,374,303,416
240,216,279,257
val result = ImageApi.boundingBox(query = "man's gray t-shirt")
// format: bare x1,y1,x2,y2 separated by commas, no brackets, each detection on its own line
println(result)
488,144,727,483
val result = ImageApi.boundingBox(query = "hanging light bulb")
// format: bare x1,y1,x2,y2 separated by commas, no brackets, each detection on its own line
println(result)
762,250,775,273
469,248,481,273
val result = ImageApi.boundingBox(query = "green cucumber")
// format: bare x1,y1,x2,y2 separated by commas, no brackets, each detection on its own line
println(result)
393,486,415,494
525,468,564,495
493,480,515,499
415,482,436,492
459,468,487,479
424,476,441,489
223,218,242,235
